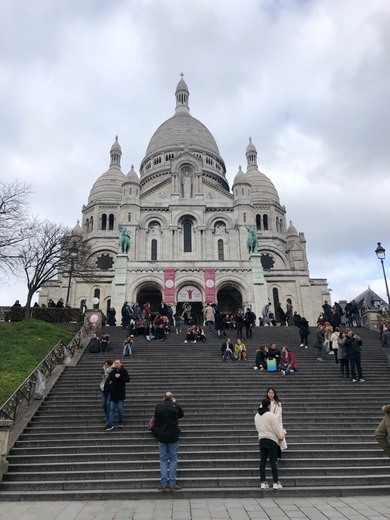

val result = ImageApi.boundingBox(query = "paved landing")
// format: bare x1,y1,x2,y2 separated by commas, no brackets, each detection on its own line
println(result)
2,497,390,520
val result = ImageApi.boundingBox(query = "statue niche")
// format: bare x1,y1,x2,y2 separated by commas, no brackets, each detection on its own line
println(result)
181,166,193,199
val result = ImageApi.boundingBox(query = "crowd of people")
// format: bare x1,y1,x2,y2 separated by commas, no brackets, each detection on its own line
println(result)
92,298,390,493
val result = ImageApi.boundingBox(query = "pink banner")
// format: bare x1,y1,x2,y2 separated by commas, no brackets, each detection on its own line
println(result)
164,269,175,302
204,268,216,303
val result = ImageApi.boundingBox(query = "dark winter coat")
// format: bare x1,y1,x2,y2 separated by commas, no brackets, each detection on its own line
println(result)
107,366,130,402
154,398,184,443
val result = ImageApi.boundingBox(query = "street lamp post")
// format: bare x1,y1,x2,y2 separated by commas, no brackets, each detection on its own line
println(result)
65,246,78,306
375,242,390,305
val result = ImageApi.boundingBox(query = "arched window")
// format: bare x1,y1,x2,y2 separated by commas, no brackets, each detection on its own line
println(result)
256,214,262,230
108,214,115,230
243,213,246,223
263,214,268,231
218,239,224,260
101,214,107,230
86,218,90,233
151,239,157,261
93,289,100,310
272,287,279,311
89,216,94,232
183,220,192,252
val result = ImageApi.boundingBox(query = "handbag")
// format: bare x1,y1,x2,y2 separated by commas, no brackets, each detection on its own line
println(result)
267,358,277,372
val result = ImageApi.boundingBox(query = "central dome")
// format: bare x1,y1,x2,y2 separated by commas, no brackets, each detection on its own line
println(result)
141,76,224,175
145,112,220,157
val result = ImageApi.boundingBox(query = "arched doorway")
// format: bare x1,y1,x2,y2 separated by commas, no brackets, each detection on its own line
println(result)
217,286,243,315
176,284,204,325
136,286,163,314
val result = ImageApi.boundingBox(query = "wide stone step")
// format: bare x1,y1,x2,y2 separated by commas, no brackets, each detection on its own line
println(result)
4,464,390,482
2,473,390,492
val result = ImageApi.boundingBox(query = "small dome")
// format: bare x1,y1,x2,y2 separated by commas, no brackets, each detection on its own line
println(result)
246,169,280,204
88,167,126,204
287,221,299,237
72,220,83,236
233,166,246,185
246,137,257,154
111,135,121,152
176,77,189,93
125,165,140,184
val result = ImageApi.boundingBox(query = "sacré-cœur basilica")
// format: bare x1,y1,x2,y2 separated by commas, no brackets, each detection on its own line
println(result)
40,76,329,324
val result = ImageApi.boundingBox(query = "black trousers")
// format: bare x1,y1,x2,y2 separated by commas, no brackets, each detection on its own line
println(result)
259,438,278,483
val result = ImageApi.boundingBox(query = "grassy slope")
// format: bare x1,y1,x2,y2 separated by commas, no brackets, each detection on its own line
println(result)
0,320,74,406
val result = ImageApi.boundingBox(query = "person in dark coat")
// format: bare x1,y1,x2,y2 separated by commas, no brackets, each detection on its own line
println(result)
221,338,235,361
275,303,286,326
154,391,184,492
244,308,256,339
344,329,365,382
105,359,130,430
298,317,310,348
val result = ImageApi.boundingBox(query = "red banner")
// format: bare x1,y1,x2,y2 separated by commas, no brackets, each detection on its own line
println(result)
164,269,175,302
204,268,216,303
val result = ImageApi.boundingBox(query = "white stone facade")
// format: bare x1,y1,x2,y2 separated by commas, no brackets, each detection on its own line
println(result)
40,77,329,324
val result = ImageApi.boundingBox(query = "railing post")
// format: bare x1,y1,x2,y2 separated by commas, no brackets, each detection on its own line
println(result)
0,420,12,480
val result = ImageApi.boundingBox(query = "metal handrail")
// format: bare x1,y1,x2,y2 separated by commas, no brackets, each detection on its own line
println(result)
0,321,92,423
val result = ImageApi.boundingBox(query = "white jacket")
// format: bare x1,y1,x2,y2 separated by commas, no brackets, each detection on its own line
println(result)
254,411,284,444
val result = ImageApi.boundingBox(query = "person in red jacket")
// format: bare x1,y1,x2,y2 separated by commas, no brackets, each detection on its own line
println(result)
279,346,297,375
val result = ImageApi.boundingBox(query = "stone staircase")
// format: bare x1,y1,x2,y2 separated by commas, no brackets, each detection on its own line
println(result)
1,324,390,500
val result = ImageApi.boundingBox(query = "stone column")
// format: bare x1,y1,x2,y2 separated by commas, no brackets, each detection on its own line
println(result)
250,253,268,320
111,253,128,309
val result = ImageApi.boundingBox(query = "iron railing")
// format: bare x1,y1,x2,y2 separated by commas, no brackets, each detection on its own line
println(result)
0,322,92,423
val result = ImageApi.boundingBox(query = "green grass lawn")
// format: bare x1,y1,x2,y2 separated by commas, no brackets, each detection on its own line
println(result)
0,320,74,406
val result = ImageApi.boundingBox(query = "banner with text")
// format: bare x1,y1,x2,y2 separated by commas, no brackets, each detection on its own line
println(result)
164,269,176,302
204,268,216,303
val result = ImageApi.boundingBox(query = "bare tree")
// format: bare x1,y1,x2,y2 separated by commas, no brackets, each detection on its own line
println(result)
11,220,98,318
0,180,32,271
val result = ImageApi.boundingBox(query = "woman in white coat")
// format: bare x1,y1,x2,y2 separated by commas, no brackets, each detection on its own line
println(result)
266,387,287,458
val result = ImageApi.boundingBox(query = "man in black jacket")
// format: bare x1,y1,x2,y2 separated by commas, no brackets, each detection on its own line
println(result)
344,329,365,382
154,391,184,492
105,359,130,431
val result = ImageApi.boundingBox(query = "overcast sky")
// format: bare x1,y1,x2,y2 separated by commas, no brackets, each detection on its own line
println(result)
1,0,390,308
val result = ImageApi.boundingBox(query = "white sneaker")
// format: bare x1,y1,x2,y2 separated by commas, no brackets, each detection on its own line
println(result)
260,482,269,489
280,370,285,376
300,343,304,347
253,366,259,370
328,351,334,355
305,346,307,349
273,482,283,490
184,340,187,343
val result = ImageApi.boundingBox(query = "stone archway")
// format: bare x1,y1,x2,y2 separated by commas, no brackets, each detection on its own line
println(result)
217,286,243,314
136,286,163,314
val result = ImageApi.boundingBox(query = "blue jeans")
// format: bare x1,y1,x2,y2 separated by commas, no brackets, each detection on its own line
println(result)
205,320,214,332
108,400,124,427
159,441,179,487
122,344,132,356
100,390,110,420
